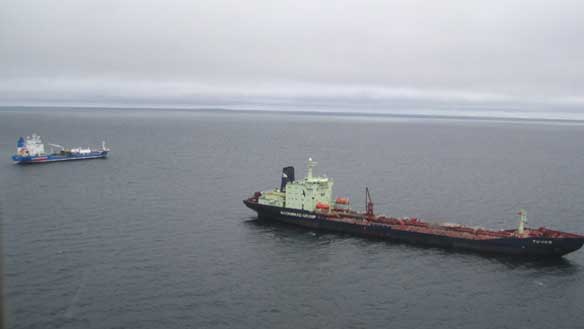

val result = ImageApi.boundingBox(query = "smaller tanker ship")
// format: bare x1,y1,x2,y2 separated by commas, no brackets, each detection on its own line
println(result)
12,134,109,164
244,158,584,258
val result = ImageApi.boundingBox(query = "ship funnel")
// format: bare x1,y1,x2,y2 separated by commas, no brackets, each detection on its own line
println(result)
16,137,27,155
17,137,25,149
280,166,295,192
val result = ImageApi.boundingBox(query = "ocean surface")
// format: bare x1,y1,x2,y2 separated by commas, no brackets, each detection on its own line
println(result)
2,107,584,329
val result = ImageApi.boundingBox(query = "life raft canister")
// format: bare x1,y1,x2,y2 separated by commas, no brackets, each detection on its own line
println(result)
316,202,330,210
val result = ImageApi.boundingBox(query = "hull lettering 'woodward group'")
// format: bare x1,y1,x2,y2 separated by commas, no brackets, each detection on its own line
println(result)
244,158,584,258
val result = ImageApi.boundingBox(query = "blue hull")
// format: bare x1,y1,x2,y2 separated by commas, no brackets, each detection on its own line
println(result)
12,151,109,164
244,200,584,258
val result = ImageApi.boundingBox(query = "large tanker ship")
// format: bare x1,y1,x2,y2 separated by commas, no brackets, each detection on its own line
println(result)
12,134,109,164
244,159,584,257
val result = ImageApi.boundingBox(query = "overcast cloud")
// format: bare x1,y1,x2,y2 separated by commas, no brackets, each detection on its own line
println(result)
1,0,583,116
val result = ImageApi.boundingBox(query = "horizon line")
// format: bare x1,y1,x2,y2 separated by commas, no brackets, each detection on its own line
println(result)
2,104,584,124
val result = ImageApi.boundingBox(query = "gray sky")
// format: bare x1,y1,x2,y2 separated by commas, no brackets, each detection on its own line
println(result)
1,0,583,116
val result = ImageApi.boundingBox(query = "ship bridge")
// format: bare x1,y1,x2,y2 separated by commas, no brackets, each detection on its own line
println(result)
258,158,333,211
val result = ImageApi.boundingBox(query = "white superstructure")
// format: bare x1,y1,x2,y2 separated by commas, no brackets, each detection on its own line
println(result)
23,134,46,156
258,158,334,212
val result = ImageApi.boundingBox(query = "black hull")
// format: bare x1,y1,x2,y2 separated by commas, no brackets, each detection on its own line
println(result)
244,200,584,258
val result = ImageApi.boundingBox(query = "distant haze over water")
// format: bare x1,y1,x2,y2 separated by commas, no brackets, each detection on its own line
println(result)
2,103,584,122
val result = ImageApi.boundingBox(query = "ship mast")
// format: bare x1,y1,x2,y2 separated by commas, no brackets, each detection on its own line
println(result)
517,209,527,234
307,157,317,179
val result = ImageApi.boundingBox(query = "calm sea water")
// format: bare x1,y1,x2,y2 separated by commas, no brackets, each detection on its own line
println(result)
1,108,584,329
